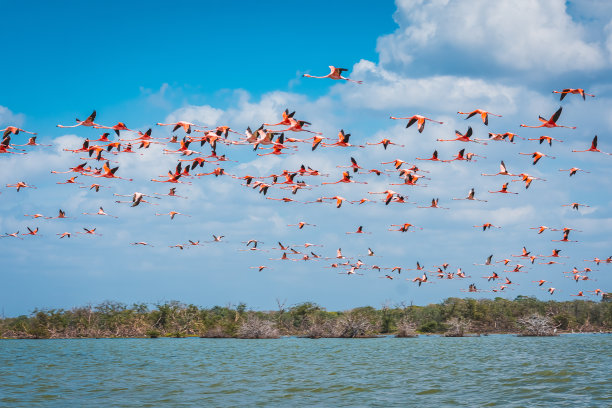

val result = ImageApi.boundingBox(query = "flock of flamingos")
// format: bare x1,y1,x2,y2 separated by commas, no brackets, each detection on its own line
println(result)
1,66,610,300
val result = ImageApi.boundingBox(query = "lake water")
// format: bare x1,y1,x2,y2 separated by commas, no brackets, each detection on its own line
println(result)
1,334,610,407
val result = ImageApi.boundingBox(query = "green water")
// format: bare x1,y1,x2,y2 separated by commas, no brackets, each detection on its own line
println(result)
1,334,610,407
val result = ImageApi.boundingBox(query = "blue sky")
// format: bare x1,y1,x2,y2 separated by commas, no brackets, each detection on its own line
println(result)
1,0,611,316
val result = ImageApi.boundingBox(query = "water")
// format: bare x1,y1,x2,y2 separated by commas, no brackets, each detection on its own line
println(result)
1,334,610,407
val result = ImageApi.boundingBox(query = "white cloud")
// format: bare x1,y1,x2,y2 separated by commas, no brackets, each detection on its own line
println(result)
0,105,25,127
377,0,607,74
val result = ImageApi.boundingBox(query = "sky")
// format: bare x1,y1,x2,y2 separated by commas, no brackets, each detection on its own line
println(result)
1,0,611,317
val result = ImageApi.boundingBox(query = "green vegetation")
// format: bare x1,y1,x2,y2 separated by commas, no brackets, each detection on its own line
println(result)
1,296,610,339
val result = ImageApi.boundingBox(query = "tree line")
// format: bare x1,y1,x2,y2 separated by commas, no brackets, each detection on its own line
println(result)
1,296,610,339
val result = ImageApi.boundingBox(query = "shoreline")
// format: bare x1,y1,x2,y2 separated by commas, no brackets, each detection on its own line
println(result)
2,331,611,340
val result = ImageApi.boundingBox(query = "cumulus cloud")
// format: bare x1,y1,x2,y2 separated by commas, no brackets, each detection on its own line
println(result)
377,0,607,75
0,105,25,127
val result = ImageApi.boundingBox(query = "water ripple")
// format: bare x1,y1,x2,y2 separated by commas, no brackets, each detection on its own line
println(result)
0,334,610,406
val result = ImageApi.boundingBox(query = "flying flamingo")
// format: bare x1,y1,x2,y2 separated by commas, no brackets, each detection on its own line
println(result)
562,202,590,211
487,132,525,143
366,138,405,149
474,255,494,266
274,118,322,135
156,121,205,134
325,129,363,148
552,88,595,100
489,182,518,194
437,127,487,144
417,198,449,209
519,151,555,165
530,226,550,234
453,188,487,202
571,136,611,154
473,223,501,231
302,66,362,84
520,107,576,129
559,167,589,176
389,223,422,232
83,207,118,218
46,209,69,219
93,161,133,181
94,122,133,136
288,222,316,229
322,171,366,185
155,211,191,220
114,192,160,207
1,231,22,239
22,227,39,236
389,115,443,133
1,126,37,137
57,110,99,128
512,173,546,189
527,135,563,146
78,228,101,236
415,150,448,162
6,181,36,192
481,161,516,177
337,157,363,173
457,109,502,125
263,109,296,127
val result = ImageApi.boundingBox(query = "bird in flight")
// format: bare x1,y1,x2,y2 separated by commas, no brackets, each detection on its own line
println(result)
303,66,362,84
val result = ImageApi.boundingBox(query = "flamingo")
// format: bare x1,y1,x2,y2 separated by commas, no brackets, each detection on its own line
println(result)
415,150,448,162
527,135,563,146
346,226,370,235
288,222,316,229
1,126,37,137
437,127,486,144
519,151,555,165
453,188,487,202
1,231,22,239
457,109,502,125
22,227,40,236
474,255,494,266
530,226,549,234
520,107,576,129
389,223,422,232
263,109,296,127
473,223,501,231
488,132,525,143
559,167,589,176
366,138,405,149
389,115,443,133
481,161,516,177
274,118,322,135
57,110,99,128
562,202,590,211
552,88,595,100
156,121,205,134
571,136,611,155
93,161,133,181
6,181,36,192
489,182,518,194
325,129,363,148
78,228,101,236
417,198,449,209
83,207,118,218
302,66,362,84
155,211,191,220
93,122,133,136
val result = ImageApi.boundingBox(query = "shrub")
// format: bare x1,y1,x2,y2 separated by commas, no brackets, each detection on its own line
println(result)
396,317,418,338
518,314,557,336
237,316,279,339
444,317,471,337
